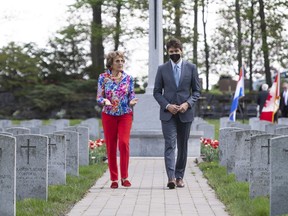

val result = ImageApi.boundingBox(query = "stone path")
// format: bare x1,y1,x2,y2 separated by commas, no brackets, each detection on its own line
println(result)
67,157,229,216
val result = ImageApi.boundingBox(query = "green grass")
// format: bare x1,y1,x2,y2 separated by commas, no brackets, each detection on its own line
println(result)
16,163,107,216
199,118,269,216
198,162,269,216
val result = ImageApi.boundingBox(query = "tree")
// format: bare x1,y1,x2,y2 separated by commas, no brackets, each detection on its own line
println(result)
235,0,242,73
0,42,41,91
193,0,198,65
201,0,210,91
39,24,89,83
91,0,105,79
258,0,271,86
247,0,256,91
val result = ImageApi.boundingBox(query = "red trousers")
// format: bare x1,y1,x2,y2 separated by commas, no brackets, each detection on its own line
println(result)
102,112,133,181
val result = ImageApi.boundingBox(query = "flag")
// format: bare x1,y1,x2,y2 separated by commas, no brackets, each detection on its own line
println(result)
259,71,280,122
229,66,245,121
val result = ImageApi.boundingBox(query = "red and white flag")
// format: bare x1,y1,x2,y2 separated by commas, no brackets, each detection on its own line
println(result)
259,71,280,122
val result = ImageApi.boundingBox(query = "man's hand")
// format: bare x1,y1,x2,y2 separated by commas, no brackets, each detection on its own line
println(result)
167,104,180,115
178,102,189,113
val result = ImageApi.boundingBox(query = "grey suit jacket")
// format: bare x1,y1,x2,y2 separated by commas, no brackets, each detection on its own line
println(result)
153,60,201,122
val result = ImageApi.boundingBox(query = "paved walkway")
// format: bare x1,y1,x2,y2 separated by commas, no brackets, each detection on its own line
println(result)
67,158,229,216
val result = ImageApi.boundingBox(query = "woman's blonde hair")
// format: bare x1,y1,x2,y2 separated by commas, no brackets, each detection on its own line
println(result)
105,51,125,69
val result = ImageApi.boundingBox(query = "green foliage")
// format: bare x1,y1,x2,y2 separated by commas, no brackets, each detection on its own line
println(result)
22,84,78,111
0,42,41,91
16,163,107,216
61,79,97,93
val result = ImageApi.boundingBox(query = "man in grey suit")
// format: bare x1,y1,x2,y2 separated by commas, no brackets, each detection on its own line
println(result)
153,38,201,189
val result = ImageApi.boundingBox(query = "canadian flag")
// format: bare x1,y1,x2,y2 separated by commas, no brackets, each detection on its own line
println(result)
259,71,280,122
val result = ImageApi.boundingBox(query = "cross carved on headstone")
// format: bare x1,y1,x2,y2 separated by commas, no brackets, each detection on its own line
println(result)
261,140,271,164
66,139,70,146
282,148,288,156
21,139,36,164
48,138,57,159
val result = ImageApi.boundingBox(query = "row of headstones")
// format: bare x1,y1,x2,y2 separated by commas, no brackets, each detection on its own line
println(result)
0,118,101,140
0,118,100,216
219,116,288,131
192,117,215,139
219,123,288,216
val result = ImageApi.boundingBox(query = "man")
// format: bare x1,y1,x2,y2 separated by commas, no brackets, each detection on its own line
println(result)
153,38,201,189
280,82,288,117
256,83,269,116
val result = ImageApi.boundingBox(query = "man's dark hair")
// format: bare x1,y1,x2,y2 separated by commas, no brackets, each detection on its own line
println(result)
166,38,183,51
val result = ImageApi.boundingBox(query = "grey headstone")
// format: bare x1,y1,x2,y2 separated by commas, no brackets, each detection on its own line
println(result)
0,132,13,136
219,127,243,167
27,127,41,134
54,131,79,176
258,120,273,131
45,134,66,185
80,118,100,140
270,136,288,216
0,135,16,216
275,127,288,135
227,130,265,180
191,119,206,131
249,117,259,127
51,119,70,130
249,134,278,198
64,126,89,166
15,135,48,201
39,125,57,134
0,120,12,128
226,121,251,130
5,127,30,135
0,128,2,132
278,118,288,125
20,119,42,127
196,123,215,139
265,124,287,134
220,117,230,128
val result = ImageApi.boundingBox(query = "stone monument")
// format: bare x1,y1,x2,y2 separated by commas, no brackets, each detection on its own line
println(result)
130,0,202,157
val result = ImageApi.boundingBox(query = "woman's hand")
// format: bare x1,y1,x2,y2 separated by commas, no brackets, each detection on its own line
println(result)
129,98,139,107
103,99,112,106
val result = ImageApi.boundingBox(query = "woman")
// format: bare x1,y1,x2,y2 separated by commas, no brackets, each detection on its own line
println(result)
97,51,138,188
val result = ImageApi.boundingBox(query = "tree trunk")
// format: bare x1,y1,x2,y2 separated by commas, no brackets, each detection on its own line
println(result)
114,1,122,51
193,0,198,65
173,0,181,38
91,1,105,79
202,0,209,91
248,0,256,91
235,0,242,73
258,0,272,86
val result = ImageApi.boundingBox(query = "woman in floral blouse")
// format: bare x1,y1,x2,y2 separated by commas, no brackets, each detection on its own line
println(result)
97,51,138,189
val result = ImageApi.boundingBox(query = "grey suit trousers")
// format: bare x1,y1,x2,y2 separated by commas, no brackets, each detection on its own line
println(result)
161,114,192,180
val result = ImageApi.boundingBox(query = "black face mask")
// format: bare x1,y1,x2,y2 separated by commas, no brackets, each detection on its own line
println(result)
169,54,181,63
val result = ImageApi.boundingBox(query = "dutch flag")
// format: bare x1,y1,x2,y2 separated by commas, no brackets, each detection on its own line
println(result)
229,66,245,121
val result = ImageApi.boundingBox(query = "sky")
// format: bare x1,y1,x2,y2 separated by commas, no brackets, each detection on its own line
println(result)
0,0,75,47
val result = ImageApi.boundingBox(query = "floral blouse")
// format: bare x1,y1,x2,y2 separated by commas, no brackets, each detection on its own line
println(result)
96,69,136,116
